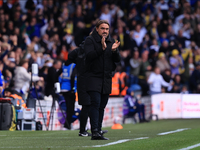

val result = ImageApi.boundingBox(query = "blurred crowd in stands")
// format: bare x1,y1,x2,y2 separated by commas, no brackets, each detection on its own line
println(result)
0,0,200,99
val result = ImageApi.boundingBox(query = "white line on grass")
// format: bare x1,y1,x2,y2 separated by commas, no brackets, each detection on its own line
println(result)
92,137,149,147
178,143,200,150
134,137,149,140
92,139,131,147
157,128,190,135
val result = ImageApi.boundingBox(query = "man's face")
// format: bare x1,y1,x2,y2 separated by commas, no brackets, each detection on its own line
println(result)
96,23,109,38
131,91,134,97
155,68,160,74
4,91,11,97
56,61,62,70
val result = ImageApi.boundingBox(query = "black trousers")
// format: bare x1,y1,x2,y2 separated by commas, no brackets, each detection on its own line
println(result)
79,105,90,133
62,92,75,126
88,91,109,132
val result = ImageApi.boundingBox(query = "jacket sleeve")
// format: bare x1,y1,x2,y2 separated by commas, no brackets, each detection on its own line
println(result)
56,68,63,82
32,76,41,82
112,47,120,63
70,67,77,92
124,98,131,107
125,97,134,107
84,37,103,62
22,71,40,82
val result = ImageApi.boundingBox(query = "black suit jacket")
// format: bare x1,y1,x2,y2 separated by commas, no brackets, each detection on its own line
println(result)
84,29,120,94
45,66,62,96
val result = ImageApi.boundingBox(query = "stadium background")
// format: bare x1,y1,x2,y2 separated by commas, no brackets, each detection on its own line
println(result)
0,0,200,129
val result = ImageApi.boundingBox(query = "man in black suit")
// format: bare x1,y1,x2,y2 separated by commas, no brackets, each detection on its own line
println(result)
84,20,120,140
45,59,62,96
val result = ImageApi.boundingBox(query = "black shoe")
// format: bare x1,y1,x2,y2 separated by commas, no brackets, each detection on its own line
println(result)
139,120,144,123
99,130,108,136
143,119,149,122
79,131,92,137
139,119,149,123
91,132,109,140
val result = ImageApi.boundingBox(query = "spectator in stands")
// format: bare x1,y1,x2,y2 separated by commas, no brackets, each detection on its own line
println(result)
169,49,184,77
194,48,200,64
73,4,85,46
149,38,160,53
172,74,183,93
148,67,173,95
144,8,154,30
160,32,169,44
189,57,194,75
167,25,177,42
129,50,141,85
116,26,131,51
128,6,141,23
181,85,189,94
99,5,112,26
162,68,171,81
132,24,147,49
26,17,45,39
138,50,151,96
2,0,14,20
161,68,173,92
83,1,95,36
156,52,170,73
181,47,193,83
176,29,188,49
159,40,170,57
149,19,159,39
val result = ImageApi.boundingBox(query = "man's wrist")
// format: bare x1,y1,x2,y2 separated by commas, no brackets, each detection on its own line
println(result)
112,49,116,52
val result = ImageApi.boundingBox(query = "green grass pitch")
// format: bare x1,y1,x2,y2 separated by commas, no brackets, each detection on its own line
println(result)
0,119,200,150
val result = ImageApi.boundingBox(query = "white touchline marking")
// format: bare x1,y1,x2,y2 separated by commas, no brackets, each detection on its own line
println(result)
157,128,190,135
92,137,149,147
178,143,200,150
92,139,130,147
134,137,149,140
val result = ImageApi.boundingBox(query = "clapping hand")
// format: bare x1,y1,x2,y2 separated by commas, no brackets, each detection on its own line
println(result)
101,37,107,50
112,40,120,51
